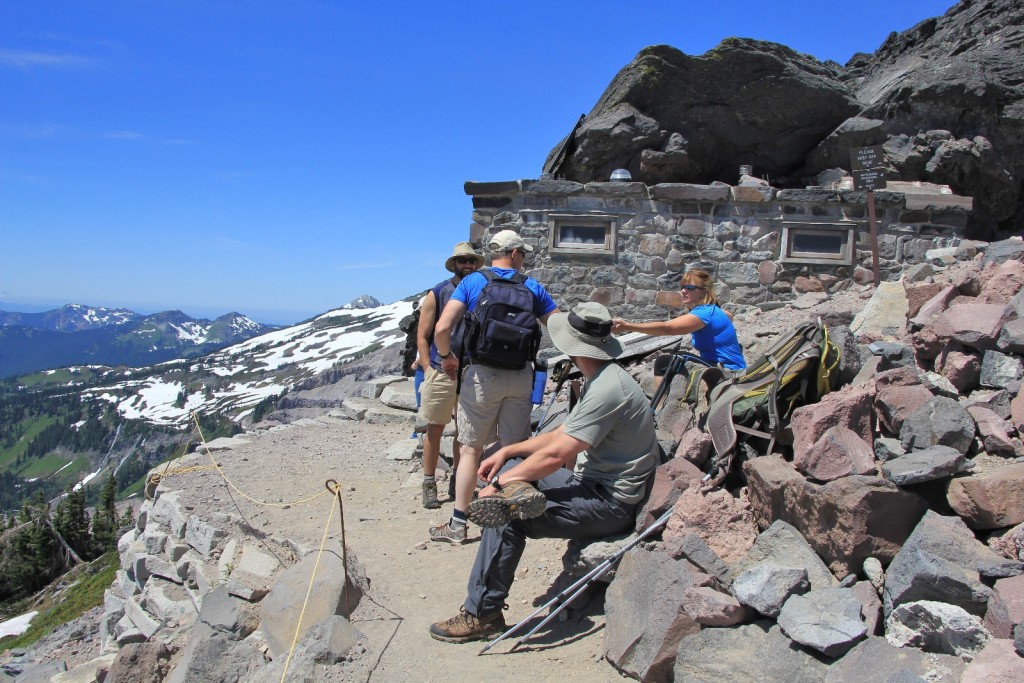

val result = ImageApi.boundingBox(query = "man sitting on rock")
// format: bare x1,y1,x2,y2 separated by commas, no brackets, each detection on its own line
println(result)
429,302,659,643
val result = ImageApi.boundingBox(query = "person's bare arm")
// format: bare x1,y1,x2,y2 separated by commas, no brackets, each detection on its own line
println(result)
435,298,467,380
415,293,435,369
538,308,559,325
612,313,705,336
476,426,588,497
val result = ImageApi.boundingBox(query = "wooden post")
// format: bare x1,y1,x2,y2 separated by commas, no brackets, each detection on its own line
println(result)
866,189,880,286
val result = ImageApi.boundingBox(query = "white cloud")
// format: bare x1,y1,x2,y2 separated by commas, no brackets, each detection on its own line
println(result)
0,49,93,68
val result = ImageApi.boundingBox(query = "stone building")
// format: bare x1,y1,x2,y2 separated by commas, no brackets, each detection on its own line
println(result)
464,175,973,319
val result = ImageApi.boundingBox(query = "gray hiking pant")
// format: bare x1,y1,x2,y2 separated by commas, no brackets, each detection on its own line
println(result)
463,463,638,617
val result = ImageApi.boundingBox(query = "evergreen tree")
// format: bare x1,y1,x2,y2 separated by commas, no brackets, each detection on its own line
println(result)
119,504,135,531
91,475,118,552
54,487,92,560
0,492,60,600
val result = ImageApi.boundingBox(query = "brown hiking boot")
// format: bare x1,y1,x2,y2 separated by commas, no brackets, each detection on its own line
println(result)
428,520,467,545
466,480,546,528
422,480,440,509
429,607,506,643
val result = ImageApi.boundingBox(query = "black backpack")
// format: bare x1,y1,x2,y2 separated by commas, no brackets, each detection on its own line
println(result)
463,269,541,370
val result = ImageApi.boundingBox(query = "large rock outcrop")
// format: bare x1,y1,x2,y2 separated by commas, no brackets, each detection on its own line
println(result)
545,40,858,190
546,0,1024,238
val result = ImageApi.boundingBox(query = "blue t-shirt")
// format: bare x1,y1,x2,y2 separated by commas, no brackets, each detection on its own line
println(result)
690,304,746,371
451,267,558,318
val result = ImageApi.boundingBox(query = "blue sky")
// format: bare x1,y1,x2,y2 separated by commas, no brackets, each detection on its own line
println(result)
1,0,955,325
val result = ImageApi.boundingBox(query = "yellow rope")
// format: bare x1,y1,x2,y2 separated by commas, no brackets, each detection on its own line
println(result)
187,412,330,508
279,483,341,683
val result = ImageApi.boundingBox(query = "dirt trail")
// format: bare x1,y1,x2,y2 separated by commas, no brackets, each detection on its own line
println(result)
169,415,627,682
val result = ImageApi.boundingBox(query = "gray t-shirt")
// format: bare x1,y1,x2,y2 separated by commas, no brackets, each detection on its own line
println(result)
563,363,658,504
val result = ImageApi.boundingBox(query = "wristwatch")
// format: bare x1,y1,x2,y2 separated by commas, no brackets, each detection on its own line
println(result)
489,475,503,492
438,350,452,359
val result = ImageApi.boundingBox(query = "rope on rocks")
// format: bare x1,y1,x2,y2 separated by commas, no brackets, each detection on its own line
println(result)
145,412,330,507
279,480,342,683
145,412,376,677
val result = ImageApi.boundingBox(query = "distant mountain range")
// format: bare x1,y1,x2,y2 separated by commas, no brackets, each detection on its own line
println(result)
0,293,412,513
0,303,276,378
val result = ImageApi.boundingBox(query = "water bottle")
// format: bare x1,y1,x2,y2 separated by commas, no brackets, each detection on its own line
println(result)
531,359,548,404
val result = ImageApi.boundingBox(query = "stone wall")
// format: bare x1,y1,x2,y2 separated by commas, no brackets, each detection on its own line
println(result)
464,178,972,319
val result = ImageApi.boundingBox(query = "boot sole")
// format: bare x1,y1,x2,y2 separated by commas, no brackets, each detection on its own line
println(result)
429,622,505,643
466,488,547,528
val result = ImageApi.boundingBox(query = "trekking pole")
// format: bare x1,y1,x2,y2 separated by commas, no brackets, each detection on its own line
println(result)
478,507,674,655
532,360,576,437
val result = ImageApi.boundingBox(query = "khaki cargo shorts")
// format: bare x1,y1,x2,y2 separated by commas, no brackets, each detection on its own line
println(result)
419,366,458,425
456,364,533,448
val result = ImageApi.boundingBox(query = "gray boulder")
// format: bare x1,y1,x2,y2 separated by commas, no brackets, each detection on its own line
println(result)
664,532,734,588
824,636,965,682
733,520,836,592
980,350,1024,389
885,600,991,662
198,584,258,640
673,621,831,683
881,445,968,486
164,622,266,683
899,396,975,454
106,642,174,683
258,541,367,658
731,564,809,618
777,588,867,657
883,511,1024,617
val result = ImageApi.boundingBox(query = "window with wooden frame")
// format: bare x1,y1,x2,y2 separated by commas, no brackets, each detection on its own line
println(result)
780,222,857,265
548,214,616,256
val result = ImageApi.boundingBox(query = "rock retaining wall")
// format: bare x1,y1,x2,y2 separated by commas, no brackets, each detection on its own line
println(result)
465,178,973,319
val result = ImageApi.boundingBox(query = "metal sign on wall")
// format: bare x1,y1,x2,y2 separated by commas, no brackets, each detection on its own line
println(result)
850,146,887,191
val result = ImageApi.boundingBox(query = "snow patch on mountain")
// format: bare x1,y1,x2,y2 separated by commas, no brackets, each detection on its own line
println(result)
83,299,414,425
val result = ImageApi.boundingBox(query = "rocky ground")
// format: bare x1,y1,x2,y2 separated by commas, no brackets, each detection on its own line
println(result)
5,241,1024,682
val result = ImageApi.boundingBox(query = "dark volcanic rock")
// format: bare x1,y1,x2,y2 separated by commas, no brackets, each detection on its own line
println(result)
832,0,1024,236
546,0,1024,238
546,41,858,186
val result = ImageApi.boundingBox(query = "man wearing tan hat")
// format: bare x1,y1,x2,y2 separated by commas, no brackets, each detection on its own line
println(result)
429,301,658,642
415,242,485,509
430,229,559,544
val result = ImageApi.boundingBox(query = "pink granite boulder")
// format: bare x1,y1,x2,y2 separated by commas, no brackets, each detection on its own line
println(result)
794,426,876,482
948,462,1024,530
790,386,875,463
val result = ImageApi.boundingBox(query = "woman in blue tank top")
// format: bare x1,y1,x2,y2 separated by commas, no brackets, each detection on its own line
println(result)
612,269,746,397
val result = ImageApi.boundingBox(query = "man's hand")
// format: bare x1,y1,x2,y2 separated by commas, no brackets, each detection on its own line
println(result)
476,450,506,484
441,355,459,381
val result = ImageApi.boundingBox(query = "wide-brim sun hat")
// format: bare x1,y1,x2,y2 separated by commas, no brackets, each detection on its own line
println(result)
548,302,624,361
444,241,485,273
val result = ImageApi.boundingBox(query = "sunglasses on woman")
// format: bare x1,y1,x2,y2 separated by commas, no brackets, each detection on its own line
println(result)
680,285,703,291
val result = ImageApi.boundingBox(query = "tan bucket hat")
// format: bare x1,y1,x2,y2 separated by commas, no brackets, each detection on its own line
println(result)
444,241,485,273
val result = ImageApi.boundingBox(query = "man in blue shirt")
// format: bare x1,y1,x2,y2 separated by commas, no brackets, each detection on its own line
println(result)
430,230,559,544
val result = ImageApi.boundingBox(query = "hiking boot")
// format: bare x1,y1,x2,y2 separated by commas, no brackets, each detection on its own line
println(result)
422,480,440,509
466,481,546,528
429,607,506,643
429,520,467,545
